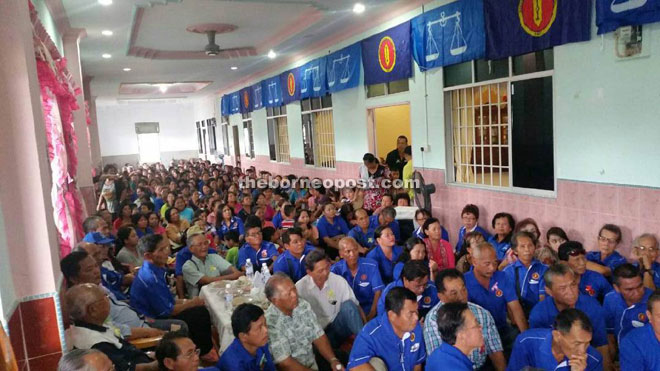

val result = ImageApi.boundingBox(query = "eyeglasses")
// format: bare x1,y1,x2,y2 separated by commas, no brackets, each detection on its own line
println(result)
598,235,618,245
182,348,201,359
635,245,659,252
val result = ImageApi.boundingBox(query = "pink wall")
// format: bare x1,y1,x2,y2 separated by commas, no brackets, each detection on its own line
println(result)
230,155,657,259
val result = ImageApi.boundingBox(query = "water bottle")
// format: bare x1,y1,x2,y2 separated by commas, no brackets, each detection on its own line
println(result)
245,258,254,281
261,263,271,285
224,283,233,311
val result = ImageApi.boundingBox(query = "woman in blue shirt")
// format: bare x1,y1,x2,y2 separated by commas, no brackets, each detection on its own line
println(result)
216,203,245,241
488,212,515,262
131,213,153,238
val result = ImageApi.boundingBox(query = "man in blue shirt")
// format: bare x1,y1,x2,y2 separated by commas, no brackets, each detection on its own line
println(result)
425,302,484,370
464,242,528,357
508,308,603,371
377,261,439,319
348,287,426,370
502,231,548,316
369,207,401,242
586,224,628,282
316,203,350,255
529,264,612,369
332,237,384,320
130,234,218,363
603,263,653,346
366,226,403,284
632,233,660,290
155,332,218,371
272,228,313,282
348,208,375,254
558,241,612,303
217,303,275,371
619,290,660,371
238,223,279,270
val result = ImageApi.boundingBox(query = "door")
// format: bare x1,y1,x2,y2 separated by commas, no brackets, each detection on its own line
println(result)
232,125,241,169
137,133,160,164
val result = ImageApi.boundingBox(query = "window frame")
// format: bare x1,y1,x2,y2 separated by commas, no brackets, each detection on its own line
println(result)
443,52,556,198
365,78,410,98
266,106,290,163
300,96,336,169
220,116,230,156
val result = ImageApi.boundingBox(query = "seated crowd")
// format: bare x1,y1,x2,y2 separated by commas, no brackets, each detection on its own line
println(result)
58,159,660,371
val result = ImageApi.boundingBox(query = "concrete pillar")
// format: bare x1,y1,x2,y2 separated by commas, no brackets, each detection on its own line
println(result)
0,0,66,368
62,29,96,216
83,75,102,173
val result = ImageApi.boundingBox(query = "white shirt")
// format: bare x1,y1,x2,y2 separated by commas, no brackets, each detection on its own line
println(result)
295,272,359,328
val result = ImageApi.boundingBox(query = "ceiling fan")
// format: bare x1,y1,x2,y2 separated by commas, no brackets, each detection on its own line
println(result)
204,30,222,56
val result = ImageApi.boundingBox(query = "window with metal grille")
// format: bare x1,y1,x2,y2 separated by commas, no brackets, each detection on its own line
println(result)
444,49,555,195
267,106,290,163
301,96,335,168
242,113,254,159
220,116,230,155
195,121,203,154
207,118,217,154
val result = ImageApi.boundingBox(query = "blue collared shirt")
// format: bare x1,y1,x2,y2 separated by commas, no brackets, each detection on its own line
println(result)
455,225,491,253
377,279,439,319
135,227,153,238
579,269,613,303
502,259,548,310
175,246,218,276
603,287,653,343
238,241,279,269
487,235,511,261
272,248,313,283
271,211,282,229
317,215,350,239
348,313,426,370
529,294,608,347
619,323,660,371
101,267,126,300
586,251,627,278
464,270,517,330
426,342,473,371
366,245,403,284
130,261,175,318
331,258,384,314
369,215,401,242
414,226,449,241
508,328,603,371
217,338,275,371
216,216,245,240
348,225,376,250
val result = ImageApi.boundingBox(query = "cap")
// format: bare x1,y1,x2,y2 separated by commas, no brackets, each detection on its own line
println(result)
558,241,586,261
186,225,204,239
82,232,114,245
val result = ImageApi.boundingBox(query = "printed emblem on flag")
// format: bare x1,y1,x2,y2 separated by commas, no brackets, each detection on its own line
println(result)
532,272,540,280
518,0,557,37
495,289,503,297
639,313,647,321
378,36,396,72
287,73,296,96
243,90,250,108
361,274,368,280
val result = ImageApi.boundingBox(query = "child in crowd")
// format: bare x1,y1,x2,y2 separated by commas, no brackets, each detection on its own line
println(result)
223,230,240,268
280,204,296,230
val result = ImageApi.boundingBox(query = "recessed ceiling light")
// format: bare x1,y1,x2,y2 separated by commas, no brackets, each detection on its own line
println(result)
267,50,277,59
98,0,112,6
102,53,112,59
230,66,238,70
353,3,365,14
101,30,113,36
123,67,131,72
158,85,168,93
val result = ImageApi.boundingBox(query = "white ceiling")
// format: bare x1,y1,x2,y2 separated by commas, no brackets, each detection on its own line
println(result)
60,0,426,100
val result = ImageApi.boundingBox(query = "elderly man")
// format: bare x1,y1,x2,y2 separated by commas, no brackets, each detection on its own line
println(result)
502,231,548,315
377,260,439,319
182,232,241,297
348,209,376,253
619,290,660,371
331,237,383,320
348,287,426,371
264,272,344,370
58,349,113,371
65,284,158,371
632,233,660,290
296,249,364,348
425,302,485,370
508,309,603,371
529,264,611,370
368,207,400,242
424,269,505,371
155,332,218,371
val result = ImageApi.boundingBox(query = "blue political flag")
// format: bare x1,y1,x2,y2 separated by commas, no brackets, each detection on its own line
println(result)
484,0,591,60
251,83,264,110
300,57,327,99
262,76,283,108
280,67,301,105
220,95,230,116
228,91,241,114
361,22,412,85
412,0,485,71
239,87,252,114
326,43,361,93
597,0,660,34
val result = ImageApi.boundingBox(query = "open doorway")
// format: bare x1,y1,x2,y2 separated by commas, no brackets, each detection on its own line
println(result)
135,122,161,164
367,104,411,165
232,125,241,169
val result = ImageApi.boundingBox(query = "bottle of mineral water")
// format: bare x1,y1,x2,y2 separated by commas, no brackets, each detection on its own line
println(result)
224,283,233,311
261,263,271,285
245,258,254,281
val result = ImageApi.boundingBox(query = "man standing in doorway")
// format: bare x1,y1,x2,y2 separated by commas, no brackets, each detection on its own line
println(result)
386,135,408,179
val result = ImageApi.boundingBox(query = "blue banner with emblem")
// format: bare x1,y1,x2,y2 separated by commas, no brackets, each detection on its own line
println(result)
596,0,660,34
220,95,230,116
299,57,327,99
228,91,241,114
484,0,591,60
280,67,301,105
326,43,361,93
251,82,264,110
261,76,283,108
361,22,412,85
411,0,486,71
239,87,253,114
